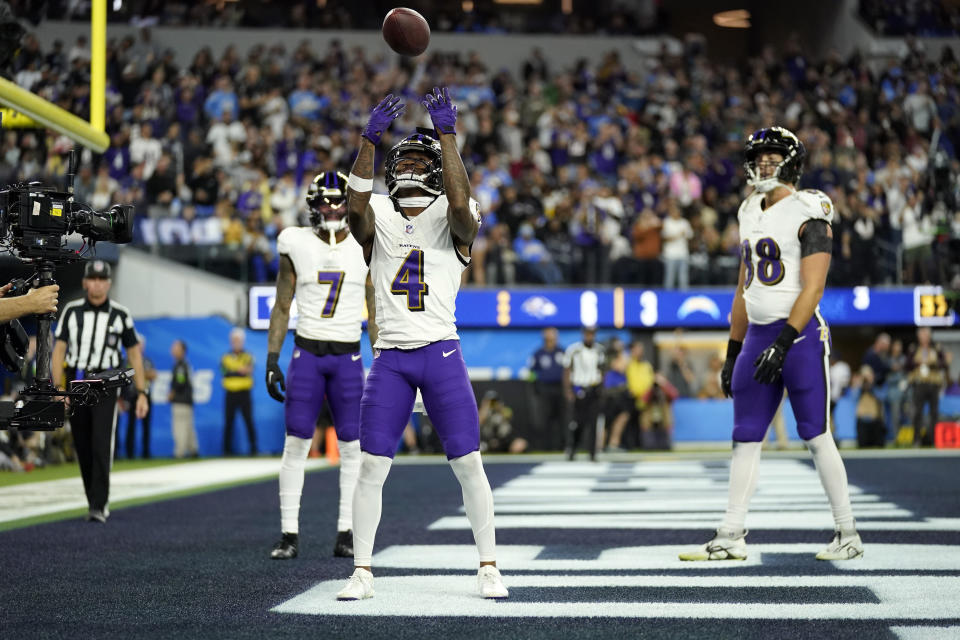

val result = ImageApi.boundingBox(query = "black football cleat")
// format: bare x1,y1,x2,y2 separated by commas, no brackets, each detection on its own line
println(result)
270,532,299,559
333,530,354,558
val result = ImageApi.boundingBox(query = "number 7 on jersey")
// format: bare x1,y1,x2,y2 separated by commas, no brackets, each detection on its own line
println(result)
391,249,429,311
317,271,344,317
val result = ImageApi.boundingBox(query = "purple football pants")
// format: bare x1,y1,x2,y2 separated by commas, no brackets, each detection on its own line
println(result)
360,339,480,459
284,347,362,442
731,314,832,442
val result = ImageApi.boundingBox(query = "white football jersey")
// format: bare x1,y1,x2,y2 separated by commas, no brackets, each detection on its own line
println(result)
276,226,368,342
368,193,481,349
738,188,834,325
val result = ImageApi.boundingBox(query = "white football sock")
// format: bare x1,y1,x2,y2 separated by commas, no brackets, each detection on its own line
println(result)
278,435,312,534
450,451,497,563
806,432,856,533
352,452,393,567
720,441,763,535
337,439,361,532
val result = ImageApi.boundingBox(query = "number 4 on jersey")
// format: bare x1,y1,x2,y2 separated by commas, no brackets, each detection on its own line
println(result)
391,249,429,311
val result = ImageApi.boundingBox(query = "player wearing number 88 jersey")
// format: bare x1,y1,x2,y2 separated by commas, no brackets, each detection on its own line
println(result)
739,188,834,325
338,89,507,601
680,126,863,564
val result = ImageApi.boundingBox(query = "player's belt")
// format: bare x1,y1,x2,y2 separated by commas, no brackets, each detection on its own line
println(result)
294,335,361,357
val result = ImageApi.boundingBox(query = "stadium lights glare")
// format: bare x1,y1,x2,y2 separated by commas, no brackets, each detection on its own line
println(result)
713,9,751,28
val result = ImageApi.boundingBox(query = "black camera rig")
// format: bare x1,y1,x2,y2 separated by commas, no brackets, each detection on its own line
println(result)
0,150,134,430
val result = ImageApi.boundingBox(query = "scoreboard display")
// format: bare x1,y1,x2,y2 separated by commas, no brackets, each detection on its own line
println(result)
914,286,956,327
248,286,958,330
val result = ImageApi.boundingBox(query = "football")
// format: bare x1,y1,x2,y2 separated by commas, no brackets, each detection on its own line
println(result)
382,7,431,57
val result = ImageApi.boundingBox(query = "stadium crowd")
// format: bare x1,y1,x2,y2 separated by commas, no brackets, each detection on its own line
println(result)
1,22,959,287
19,0,663,36
859,0,960,37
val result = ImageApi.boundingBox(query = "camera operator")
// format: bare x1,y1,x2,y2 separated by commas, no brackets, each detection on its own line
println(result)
0,282,59,322
51,260,148,523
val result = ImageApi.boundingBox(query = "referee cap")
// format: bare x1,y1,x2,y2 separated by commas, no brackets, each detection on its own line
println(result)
84,260,112,279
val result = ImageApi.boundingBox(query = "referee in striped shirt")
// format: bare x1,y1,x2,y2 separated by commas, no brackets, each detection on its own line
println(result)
51,260,149,523
563,326,606,461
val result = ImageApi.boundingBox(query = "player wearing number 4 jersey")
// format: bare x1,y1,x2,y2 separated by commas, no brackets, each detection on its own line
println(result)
336,88,508,601
679,127,864,563
265,171,368,561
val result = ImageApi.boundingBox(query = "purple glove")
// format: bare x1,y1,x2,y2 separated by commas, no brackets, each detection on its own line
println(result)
420,86,457,135
362,94,405,145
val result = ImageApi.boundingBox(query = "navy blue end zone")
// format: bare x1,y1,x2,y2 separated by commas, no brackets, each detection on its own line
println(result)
1,454,958,639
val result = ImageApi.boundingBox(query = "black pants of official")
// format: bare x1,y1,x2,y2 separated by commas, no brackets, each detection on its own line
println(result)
72,389,120,512
567,386,601,460
856,417,886,448
534,382,567,451
224,390,256,455
912,382,940,446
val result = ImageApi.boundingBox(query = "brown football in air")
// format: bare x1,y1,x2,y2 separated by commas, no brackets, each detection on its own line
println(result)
382,7,431,57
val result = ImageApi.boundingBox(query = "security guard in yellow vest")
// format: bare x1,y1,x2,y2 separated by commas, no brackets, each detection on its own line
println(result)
222,327,257,455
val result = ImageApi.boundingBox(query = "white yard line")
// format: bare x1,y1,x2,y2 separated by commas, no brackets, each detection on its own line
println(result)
0,458,329,523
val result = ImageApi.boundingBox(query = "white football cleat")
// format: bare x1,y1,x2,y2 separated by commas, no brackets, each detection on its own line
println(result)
477,565,509,599
336,568,374,600
816,530,864,561
678,529,748,561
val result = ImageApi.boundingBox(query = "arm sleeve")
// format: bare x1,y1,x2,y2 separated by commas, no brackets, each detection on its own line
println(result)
800,219,833,257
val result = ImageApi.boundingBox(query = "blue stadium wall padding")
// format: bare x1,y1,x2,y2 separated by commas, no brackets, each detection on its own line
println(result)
128,318,959,456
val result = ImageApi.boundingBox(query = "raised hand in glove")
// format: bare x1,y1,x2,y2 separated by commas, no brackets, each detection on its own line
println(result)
420,86,457,135
753,324,800,385
720,339,741,398
362,94,405,145
266,352,286,403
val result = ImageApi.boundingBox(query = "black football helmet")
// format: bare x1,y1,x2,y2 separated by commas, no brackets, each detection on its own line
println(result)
384,132,443,197
744,126,806,191
306,171,349,232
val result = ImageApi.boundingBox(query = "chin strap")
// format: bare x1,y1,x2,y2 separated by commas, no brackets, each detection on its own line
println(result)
328,228,337,246
750,178,785,193
397,196,436,208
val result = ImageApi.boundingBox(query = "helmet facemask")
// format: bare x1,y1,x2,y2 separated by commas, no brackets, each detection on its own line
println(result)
744,127,805,194
385,134,444,197
306,171,349,234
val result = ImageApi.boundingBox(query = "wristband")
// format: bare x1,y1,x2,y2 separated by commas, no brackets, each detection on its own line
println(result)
347,173,373,193
137,389,148,396
725,339,743,361
773,325,800,351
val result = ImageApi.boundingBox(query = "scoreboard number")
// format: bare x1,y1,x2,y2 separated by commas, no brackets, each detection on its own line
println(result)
913,286,956,327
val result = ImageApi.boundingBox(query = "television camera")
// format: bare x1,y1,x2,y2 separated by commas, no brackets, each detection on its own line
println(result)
0,150,134,430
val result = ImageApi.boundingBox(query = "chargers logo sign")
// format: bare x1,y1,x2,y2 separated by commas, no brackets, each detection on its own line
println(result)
521,296,558,320
677,295,721,320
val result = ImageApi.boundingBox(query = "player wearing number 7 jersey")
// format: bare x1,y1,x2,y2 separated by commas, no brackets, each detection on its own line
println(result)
336,88,508,601
679,127,864,563
265,171,369,561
